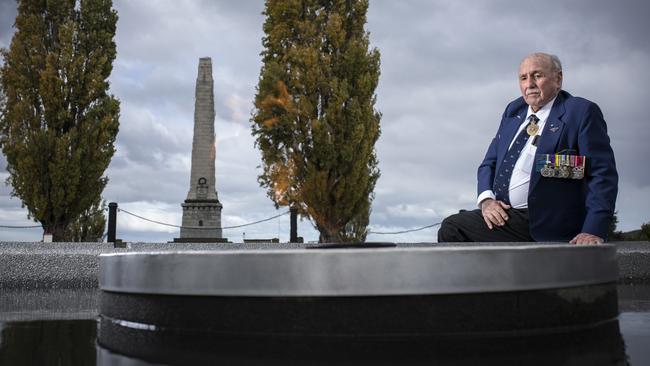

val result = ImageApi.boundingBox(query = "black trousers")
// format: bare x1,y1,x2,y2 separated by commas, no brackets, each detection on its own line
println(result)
437,208,534,242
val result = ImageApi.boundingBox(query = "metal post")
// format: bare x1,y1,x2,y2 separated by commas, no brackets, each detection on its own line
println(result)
290,207,298,243
108,202,117,243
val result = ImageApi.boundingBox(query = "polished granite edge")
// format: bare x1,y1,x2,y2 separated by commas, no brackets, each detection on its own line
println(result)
1,242,648,290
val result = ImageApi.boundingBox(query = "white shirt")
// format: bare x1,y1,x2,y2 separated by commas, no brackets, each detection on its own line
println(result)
477,96,557,209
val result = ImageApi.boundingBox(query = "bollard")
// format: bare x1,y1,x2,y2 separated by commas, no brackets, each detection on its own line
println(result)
290,207,298,243
108,202,117,244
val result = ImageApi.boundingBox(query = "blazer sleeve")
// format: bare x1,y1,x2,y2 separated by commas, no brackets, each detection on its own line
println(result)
578,102,618,239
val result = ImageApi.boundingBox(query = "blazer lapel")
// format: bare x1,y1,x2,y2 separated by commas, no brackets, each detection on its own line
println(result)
529,93,566,192
497,113,526,164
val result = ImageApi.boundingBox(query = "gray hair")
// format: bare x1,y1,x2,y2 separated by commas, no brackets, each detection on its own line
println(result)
548,54,562,72
524,52,562,73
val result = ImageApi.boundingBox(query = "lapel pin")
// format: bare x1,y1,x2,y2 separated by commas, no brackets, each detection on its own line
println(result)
550,126,559,133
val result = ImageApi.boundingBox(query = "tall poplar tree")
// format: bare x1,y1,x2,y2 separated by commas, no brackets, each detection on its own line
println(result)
252,0,381,242
0,0,119,241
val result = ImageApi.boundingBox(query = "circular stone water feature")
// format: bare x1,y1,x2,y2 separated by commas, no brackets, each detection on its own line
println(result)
97,243,620,362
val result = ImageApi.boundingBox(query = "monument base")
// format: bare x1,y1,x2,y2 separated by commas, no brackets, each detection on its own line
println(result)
179,200,224,239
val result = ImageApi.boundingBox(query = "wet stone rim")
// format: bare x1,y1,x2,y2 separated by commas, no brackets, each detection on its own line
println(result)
99,245,618,296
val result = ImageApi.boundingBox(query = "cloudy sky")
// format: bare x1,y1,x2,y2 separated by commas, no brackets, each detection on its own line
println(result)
0,0,648,243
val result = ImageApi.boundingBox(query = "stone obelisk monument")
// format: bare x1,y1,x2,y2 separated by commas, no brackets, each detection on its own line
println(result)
175,57,226,242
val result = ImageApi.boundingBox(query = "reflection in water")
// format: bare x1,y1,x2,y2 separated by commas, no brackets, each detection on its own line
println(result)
0,318,636,365
0,320,96,366
620,313,650,365
96,316,629,366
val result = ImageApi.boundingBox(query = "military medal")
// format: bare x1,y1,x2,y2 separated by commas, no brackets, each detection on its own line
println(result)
572,166,584,179
558,165,571,178
536,153,587,179
541,165,555,177
526,122,539,136
526,114,540,136
556,154,570,178
571,155,586,179
538,154,554,177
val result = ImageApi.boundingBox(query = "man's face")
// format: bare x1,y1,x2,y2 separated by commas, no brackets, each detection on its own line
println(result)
518,56,562,111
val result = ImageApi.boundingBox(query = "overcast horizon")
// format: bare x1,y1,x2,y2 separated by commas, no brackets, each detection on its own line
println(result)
1,0,648,243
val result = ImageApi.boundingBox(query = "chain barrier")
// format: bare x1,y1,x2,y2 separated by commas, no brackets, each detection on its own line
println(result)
0,207,441,236
117,207,290,230
0,224,42,229
369,222,441,235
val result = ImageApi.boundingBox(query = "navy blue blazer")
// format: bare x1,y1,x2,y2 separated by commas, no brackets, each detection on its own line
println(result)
477,90,618,241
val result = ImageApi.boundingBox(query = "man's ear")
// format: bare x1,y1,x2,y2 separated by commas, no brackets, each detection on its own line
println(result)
556,71,563,87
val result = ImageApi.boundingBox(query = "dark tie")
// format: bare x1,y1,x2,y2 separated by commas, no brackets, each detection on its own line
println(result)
493,114,538,204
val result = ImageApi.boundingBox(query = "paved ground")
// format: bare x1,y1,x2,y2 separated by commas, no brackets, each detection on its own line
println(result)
616,241,650,284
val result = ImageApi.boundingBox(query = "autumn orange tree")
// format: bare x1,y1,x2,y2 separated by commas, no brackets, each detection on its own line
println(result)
252,0,381,242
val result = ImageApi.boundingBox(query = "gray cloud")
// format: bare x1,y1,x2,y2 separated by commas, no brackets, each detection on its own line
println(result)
1,0,648,242
0,0,16,49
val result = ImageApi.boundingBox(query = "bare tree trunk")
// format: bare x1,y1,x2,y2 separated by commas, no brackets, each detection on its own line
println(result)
317,224,343,243
44,223,68,242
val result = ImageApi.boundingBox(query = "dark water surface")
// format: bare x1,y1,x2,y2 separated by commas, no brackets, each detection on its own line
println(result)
1,284,648,365
0,312,648,365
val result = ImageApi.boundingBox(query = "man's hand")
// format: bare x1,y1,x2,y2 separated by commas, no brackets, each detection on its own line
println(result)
480,198,511,229
570,233,604,245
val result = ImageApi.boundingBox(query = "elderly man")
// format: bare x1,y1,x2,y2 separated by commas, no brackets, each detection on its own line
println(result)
438,53,618,244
